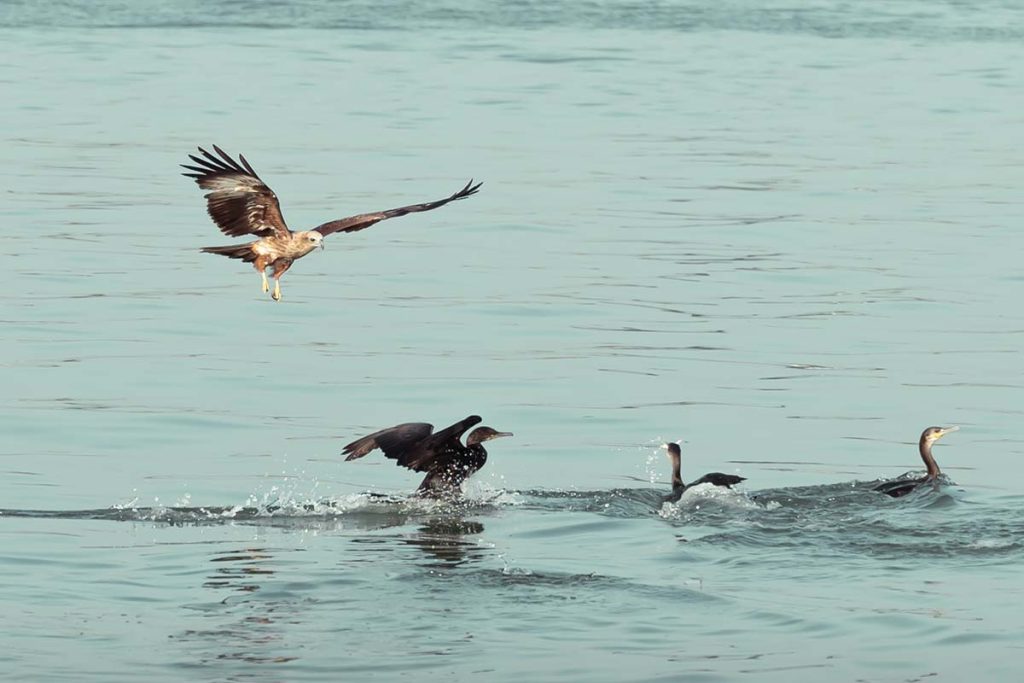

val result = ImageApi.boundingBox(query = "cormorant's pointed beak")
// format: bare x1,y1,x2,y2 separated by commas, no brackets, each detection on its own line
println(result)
660,443,669,450
493,431,513,439
939,426,959,437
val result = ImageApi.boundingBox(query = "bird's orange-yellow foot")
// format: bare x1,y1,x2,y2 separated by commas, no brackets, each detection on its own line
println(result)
261,272,270,293
271,281,282,302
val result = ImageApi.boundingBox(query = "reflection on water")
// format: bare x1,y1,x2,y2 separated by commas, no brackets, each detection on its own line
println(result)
175,547,299,671
404,517,487,567
203,547,276,593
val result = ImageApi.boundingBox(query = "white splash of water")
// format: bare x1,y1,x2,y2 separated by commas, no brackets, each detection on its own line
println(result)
642,436,668,485
465,478,522,506
658,484,766,519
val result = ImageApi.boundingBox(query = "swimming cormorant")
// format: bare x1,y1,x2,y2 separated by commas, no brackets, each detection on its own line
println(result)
872,426,958,498
343,415,512,497
661,442,745,502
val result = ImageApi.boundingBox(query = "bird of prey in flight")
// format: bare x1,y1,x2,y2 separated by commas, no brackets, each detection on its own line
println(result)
182,145,482,301
342,415,513,498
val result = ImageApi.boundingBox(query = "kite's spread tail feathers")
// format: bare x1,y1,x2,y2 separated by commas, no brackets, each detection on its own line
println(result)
201,243,257,262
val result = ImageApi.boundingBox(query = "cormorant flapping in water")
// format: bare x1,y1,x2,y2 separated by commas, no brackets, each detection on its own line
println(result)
661,442,746,503
873,426,958,498
343,415,512,497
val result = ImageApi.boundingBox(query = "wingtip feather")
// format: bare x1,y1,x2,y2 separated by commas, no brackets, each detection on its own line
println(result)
238,153,258,177
458,179,483,198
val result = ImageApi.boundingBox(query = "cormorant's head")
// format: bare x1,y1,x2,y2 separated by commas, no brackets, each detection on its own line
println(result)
921,425,958,444
661,442,682,458
466,427,513,446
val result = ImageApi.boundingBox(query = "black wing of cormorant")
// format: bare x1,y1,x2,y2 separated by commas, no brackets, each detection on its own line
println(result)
689,473,746,488
342,416,482,473
873,478,927,498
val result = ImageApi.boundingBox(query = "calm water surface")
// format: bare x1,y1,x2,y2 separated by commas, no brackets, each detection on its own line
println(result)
2,1,1023,681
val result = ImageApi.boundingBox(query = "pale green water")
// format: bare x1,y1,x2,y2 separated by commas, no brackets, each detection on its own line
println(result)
2,2,1024,681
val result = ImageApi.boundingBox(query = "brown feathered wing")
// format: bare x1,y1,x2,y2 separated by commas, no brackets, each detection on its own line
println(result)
313,180,482,236
182,145,290,239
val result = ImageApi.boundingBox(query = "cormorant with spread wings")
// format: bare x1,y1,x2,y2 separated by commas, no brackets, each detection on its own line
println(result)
182,145,481,301
342,415,513,497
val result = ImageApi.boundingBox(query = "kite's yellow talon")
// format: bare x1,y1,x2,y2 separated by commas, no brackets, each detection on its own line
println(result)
261,273,270,293
271,282,281,301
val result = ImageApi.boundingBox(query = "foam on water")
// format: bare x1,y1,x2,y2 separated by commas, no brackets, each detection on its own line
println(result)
657,482,763,520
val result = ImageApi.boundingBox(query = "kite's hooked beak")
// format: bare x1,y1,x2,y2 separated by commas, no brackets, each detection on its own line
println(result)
319,241,325,251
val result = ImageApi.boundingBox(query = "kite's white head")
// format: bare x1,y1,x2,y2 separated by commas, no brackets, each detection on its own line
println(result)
296,231,324,255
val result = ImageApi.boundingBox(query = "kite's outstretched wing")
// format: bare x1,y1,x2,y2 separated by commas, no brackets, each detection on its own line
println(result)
182,145,290,239
312,180,482,237
342,415,483,472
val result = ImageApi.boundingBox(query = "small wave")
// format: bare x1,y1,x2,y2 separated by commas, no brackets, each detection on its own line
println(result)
4,5,1024,44
513,487,666,516
0,489,508,527
466,567,716,605
968,538,1015,550
5,481,1020,566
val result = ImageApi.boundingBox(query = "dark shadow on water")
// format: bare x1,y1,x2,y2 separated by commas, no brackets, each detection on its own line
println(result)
203,547,278,593
403,516,487,567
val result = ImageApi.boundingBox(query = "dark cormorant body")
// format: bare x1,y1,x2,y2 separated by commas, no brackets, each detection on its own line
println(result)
873,425,958,498
343,415,513,497
661,442,745,503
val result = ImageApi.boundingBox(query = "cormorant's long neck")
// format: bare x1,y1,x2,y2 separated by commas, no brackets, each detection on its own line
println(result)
919,436,940,479
670,452,684,489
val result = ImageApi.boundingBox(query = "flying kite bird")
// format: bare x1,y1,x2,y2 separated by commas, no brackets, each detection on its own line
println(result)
342,415,513,498
182,145,482,301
